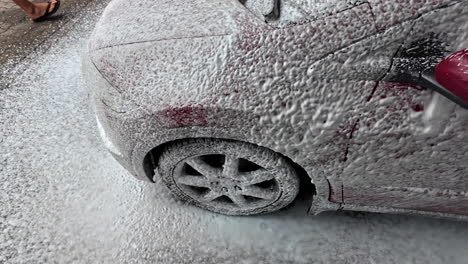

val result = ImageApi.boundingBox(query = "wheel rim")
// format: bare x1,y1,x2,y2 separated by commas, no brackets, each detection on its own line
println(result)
173,153,282,211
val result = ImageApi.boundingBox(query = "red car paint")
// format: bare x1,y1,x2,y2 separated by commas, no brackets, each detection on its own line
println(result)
436,49,468,103
163,105,208,127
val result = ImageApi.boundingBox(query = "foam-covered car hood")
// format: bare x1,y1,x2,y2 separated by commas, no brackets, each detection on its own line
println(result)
88,0,252,51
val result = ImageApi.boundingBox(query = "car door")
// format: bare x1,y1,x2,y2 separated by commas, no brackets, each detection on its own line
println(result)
341,1,468,215
238,0,415,204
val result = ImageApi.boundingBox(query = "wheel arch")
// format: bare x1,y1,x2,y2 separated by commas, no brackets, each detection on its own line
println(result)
129,105,341,214
148,137,312,182
138,136,325,212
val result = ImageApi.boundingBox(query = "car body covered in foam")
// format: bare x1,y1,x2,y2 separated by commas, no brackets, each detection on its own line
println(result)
83,0,468,219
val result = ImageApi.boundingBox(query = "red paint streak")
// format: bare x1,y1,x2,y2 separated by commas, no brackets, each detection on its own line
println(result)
411,104,424,112
413,204,468,216
373,82,427,113
315,120,357,166
163,105,207,127
342,119,360,162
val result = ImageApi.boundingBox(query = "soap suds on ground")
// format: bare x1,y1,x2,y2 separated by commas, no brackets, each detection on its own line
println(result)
1,1,468,263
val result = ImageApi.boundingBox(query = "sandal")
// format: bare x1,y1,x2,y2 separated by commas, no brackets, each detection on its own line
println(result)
32,0,61,22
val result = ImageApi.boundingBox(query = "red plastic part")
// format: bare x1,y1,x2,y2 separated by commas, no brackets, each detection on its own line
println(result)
435,49,468,103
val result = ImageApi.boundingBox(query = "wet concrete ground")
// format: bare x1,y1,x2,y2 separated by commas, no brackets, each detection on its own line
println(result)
1,1,468,263
0,0,96,69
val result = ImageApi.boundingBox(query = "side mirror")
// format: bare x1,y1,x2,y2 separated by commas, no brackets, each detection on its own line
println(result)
241,0,280,21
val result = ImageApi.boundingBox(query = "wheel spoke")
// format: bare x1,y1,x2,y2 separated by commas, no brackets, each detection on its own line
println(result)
176,175,210,188
201,190,222,202
186,157,219,178
240,169,275,185
223,155,239,178
227,192,247,207
241,185,277,200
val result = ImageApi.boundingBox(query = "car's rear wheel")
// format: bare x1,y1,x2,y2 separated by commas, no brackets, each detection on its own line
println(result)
158,139,300,215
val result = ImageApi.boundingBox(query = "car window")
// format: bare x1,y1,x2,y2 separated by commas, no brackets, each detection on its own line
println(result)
241,0,364,26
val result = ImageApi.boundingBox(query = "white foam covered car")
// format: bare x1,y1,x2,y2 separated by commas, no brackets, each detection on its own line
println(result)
83,0,468,218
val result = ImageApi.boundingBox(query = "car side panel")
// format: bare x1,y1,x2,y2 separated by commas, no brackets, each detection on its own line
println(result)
86,0,468,216
88,2,398,208
343,82,468,215
340,2,468,216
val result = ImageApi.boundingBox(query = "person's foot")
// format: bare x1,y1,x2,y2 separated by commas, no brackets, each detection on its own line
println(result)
25,0,58,20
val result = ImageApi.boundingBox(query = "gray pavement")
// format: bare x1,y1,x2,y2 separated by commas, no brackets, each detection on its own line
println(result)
1,1,468,263
0,0,94,70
